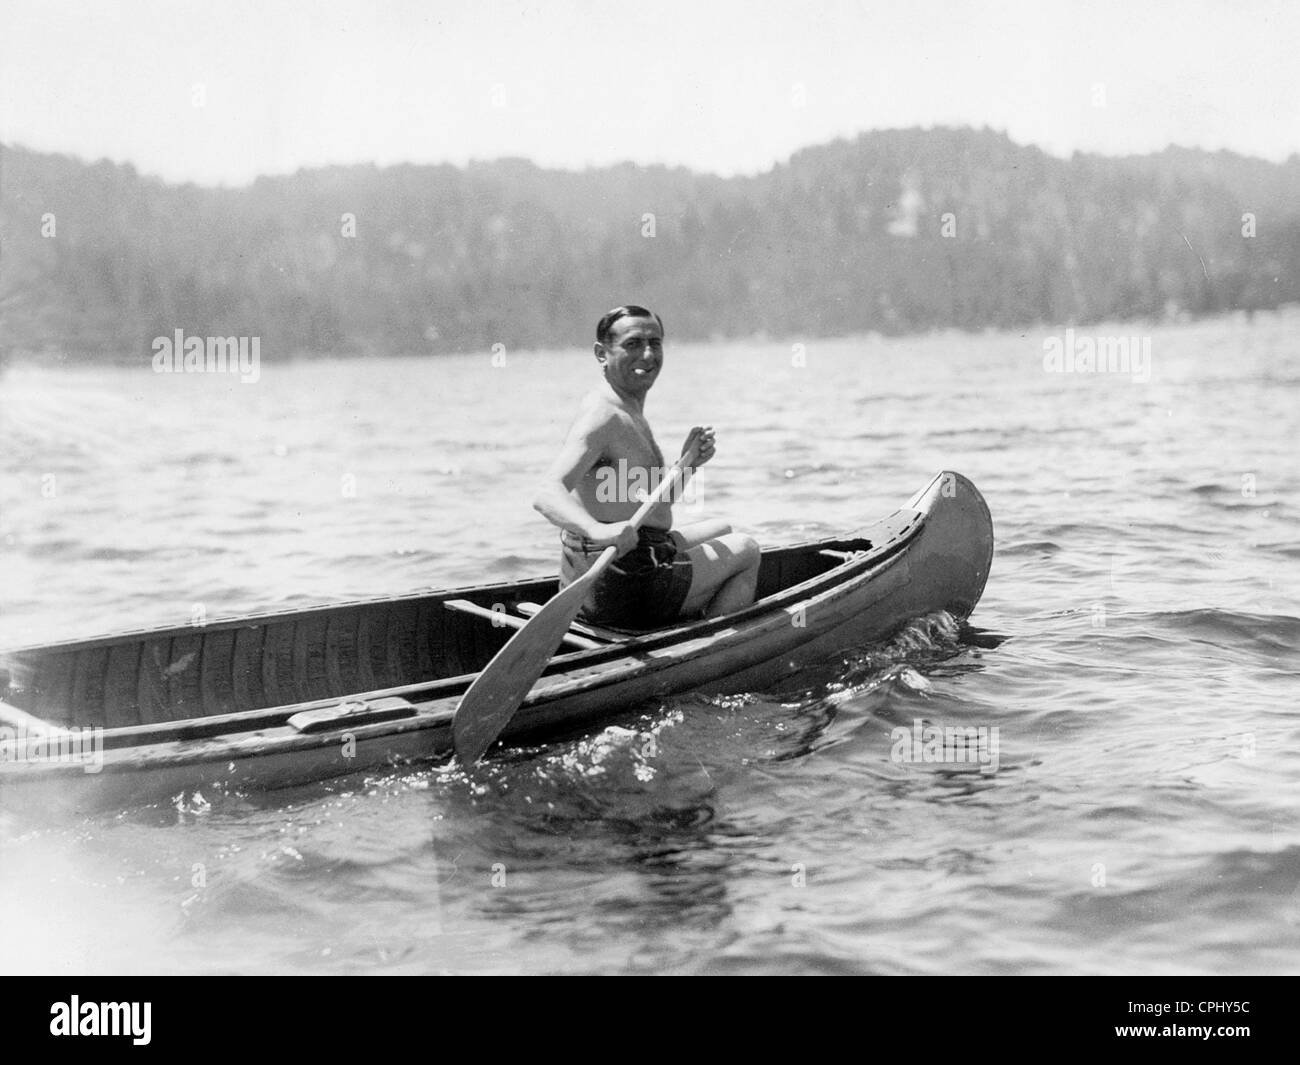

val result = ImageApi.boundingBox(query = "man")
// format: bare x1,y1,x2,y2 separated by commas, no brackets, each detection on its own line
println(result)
533,305,761,628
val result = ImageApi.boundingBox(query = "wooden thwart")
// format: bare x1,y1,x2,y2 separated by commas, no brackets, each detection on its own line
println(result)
514,601,632,644
818,548,868,563
442,599,605,651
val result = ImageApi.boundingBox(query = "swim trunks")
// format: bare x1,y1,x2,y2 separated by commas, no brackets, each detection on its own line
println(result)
559,526,694,629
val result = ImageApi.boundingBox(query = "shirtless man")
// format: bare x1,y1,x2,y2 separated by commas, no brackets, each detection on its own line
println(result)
533,305,761,628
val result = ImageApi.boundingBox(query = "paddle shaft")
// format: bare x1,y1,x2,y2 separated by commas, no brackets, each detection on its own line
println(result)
568,451,697,600
451,444,700,764
0,699,55,732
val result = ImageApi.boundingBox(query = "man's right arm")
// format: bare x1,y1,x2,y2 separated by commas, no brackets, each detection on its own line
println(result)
532,412,637,553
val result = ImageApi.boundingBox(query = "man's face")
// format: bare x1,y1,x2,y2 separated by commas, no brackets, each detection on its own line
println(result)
596,316,664,394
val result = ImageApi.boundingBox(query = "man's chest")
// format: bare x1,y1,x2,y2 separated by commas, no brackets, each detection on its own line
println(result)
600,415,665,468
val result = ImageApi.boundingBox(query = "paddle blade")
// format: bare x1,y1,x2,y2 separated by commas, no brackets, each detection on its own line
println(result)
451,576,594,764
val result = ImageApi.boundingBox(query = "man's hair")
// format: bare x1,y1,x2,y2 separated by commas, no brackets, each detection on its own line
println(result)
596,305,664,346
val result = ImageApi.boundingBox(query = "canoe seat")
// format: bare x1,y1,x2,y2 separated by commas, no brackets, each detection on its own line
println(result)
443,599,606,650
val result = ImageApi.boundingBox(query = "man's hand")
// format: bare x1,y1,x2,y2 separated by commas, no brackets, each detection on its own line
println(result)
681,425,717,467
587,521,639,557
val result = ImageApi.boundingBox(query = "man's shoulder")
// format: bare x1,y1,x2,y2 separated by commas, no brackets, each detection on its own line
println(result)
572,390,625,434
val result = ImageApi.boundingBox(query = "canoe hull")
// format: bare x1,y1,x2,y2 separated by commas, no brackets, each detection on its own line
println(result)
0,471,993,816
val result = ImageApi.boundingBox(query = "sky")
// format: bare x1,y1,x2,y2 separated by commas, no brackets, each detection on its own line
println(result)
1,0,1296,186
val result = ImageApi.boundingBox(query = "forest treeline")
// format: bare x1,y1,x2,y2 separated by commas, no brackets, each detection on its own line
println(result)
2,127,1297,359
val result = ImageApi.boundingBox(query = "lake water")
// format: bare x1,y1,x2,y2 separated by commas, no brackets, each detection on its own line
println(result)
1,310,1298,974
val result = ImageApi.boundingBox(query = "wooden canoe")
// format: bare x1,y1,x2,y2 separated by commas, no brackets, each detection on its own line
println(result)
0,470,993,815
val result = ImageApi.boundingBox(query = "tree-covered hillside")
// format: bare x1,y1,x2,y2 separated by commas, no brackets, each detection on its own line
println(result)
2,128,1297,358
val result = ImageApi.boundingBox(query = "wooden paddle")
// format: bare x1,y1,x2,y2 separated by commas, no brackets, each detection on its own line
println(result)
452,442,701,765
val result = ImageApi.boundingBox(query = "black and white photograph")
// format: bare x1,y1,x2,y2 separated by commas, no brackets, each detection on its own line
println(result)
0,0,1296,1000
